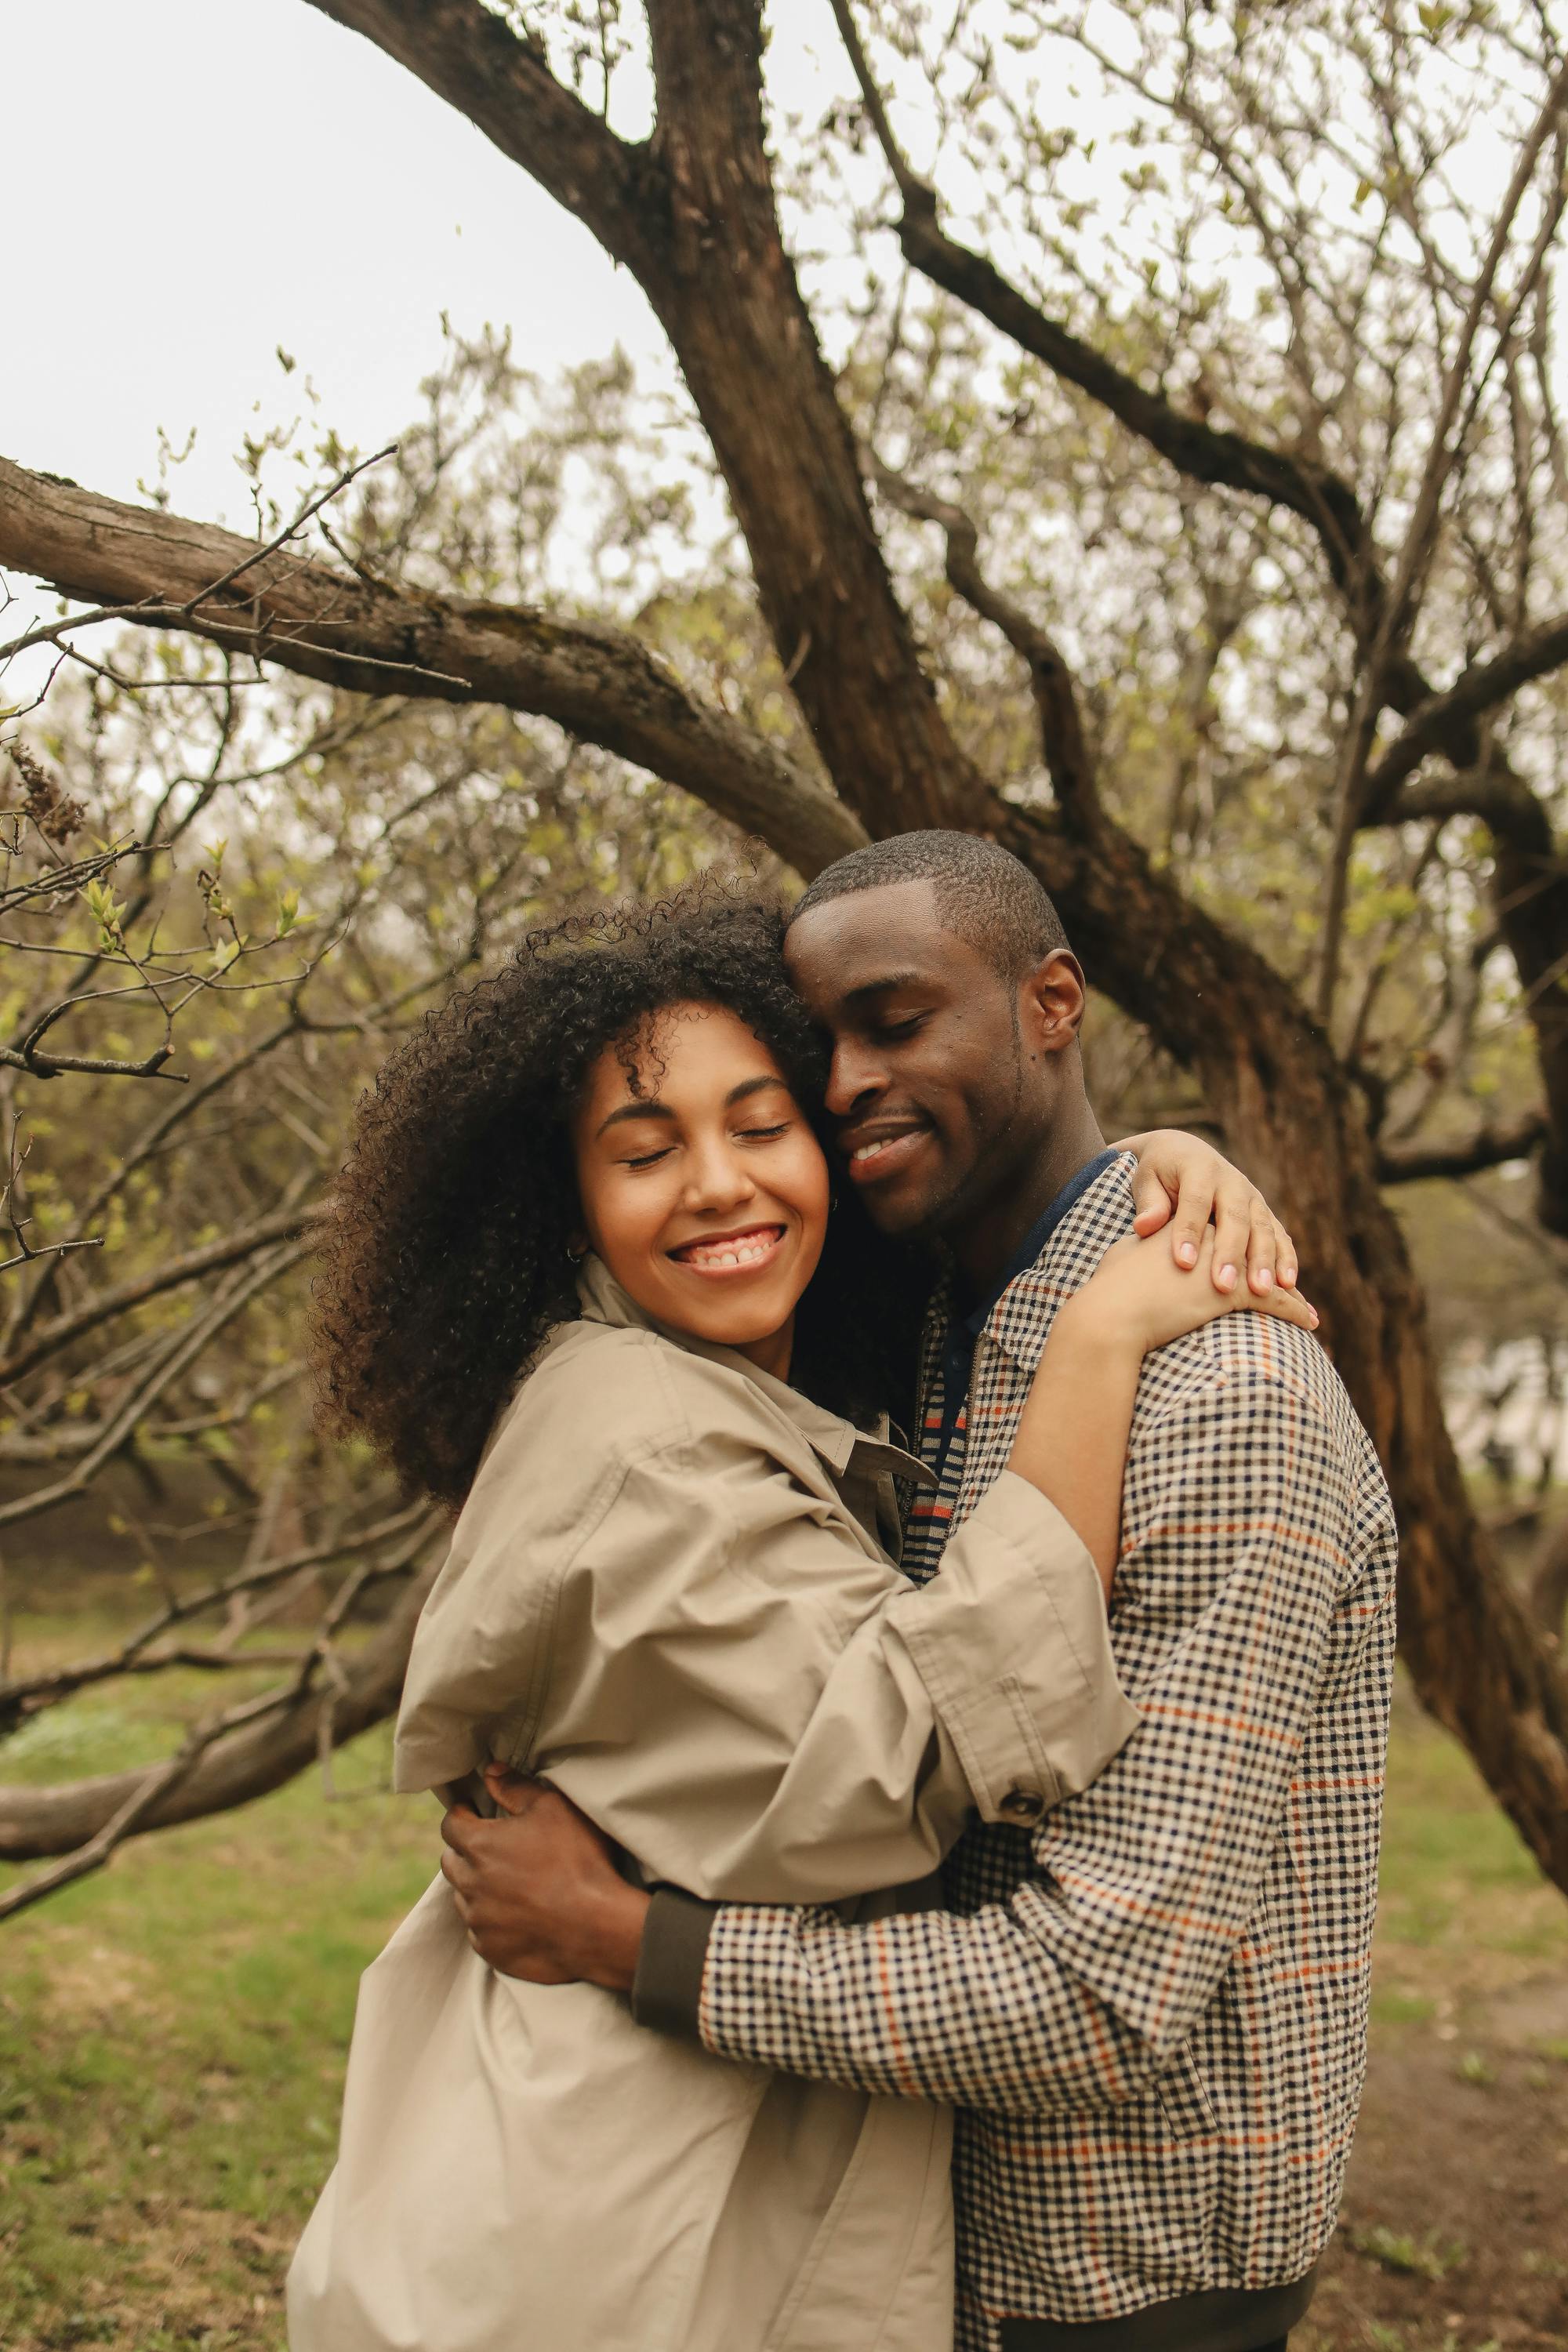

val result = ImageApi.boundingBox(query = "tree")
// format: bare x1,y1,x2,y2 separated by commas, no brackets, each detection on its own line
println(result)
2,0,1566,1893
0,337,746,1912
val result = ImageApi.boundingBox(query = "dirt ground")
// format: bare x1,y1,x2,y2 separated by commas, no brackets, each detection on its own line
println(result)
1310,1976,1568,2350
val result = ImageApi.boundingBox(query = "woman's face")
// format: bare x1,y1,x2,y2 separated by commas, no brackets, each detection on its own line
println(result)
570,1002,829,1380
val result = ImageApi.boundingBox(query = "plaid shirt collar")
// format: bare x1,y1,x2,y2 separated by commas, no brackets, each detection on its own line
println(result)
923,1148,1140,1381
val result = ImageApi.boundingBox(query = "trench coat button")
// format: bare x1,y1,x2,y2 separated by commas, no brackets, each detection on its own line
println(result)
999,1784,1045,1822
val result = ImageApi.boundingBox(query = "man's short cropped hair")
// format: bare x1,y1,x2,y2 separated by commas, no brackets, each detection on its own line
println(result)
789,830,1071,983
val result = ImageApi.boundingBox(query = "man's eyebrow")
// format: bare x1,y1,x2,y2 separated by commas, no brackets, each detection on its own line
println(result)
840,971,929,1005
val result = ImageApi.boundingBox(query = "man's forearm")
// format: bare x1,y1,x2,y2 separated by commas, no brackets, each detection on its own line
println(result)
635,1883,1158,2119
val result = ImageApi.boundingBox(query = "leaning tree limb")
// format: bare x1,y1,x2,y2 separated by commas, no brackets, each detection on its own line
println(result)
0,457,865,880
0,1555,441,1869
1377,1111,1550,1184
1361,615,1568,815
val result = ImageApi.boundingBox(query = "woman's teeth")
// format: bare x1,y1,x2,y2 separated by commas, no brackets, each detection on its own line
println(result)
677,1232,779,1269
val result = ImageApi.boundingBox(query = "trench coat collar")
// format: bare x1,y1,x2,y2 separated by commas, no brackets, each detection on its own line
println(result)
575,1254,935,1490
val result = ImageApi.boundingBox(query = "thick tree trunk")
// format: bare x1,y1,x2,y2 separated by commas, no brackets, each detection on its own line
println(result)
1531,1515,1568,1637
1490,820,1568,1236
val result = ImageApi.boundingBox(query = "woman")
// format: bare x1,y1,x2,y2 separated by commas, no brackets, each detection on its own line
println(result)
289,887,1314,2352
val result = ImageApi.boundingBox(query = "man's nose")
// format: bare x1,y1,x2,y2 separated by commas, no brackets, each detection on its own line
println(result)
824,1041,888,1120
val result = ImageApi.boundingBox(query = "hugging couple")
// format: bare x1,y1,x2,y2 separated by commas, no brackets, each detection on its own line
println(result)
288,831,1396,2352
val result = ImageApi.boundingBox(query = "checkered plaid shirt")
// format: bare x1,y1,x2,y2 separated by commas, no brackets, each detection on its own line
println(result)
698,1156,1396,2347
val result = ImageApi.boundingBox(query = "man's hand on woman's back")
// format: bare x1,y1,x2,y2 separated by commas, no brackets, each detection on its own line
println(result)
440,1773,649,1992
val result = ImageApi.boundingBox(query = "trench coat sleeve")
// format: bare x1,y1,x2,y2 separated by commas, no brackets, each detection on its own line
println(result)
395,1346,1137,1908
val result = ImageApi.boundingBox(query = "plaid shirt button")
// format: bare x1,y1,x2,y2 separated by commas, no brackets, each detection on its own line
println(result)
998,1784,1045,1821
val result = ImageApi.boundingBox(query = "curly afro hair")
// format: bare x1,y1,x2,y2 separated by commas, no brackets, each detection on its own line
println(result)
310,880,932,1509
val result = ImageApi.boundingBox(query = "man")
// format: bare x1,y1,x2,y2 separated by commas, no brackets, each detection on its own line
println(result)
441,833,1396,2352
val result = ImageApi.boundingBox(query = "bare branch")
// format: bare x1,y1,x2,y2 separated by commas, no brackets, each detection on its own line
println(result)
833,1,1391,652
1377,1109,1548,1183
0,459,864,877
1361,612,1568,819
0,1236,312,1533
870,459,1098,820
0,1552,441,1870
0,1199,321,1388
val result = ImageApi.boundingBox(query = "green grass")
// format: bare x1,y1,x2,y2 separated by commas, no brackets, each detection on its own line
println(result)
0,1638,435,2351
1345,2225,1468,2282
1363,1693,1568,2004
0,1648,1565,2348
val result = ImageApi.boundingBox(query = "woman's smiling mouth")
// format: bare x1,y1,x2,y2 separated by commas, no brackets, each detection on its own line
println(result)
668,1223,787,1275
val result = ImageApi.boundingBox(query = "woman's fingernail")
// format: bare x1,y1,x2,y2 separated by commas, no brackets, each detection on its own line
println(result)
1218,1264,1236,1290
1256,1268,1274,1290
1178,1241,1197,1267
1308,1308,1320,1327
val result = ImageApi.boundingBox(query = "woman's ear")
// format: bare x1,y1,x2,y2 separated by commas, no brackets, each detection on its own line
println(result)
1020,949,1087,1058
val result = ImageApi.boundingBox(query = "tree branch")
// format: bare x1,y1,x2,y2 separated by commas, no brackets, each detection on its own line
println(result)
0,458,864,878
306,0,666,277
0,1554,440,1867
314,0,990,835
0,1500,435,1725
1377,1109,1548,1183
832,3,1388,641
0,1200,322,1390
0,1236,311,1532
870,458,1098,821
1361,612,1568,820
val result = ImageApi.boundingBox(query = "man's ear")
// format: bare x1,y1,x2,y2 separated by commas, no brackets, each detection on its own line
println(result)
1019,949,1087,1058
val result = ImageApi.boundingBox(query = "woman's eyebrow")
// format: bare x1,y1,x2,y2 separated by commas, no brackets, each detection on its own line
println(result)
597,1073,786,1137
596,1099,675,1137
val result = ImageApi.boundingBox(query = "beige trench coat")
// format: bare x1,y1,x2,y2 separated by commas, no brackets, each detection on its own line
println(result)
288,1259,1138,2352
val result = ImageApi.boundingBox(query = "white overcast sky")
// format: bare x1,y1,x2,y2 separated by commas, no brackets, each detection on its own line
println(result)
8,5,1547,563
5,1,680,526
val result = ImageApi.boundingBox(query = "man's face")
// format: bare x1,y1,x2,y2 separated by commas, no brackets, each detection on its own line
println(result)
782,879,1049,1241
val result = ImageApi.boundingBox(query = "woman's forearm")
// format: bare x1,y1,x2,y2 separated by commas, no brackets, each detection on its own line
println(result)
1005,1305,1143,1598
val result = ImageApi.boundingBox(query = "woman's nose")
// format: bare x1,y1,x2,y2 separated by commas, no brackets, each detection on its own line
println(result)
682,1139,757,1209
